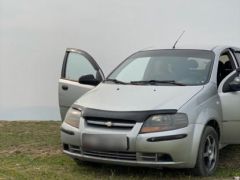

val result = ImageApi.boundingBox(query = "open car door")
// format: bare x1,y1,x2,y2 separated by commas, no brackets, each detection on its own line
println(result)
59,48,104,120
218,69,240,144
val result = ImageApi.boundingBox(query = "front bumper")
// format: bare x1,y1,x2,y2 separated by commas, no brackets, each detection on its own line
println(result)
61,121,204,168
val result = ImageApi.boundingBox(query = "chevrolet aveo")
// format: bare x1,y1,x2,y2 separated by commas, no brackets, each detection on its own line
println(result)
59,46,240,176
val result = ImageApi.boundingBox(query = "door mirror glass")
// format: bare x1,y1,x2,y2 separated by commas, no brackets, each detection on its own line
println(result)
79,74,101,86
229,76,240,91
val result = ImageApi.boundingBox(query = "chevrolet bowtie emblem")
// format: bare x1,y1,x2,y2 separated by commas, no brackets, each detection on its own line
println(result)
105,121,113,127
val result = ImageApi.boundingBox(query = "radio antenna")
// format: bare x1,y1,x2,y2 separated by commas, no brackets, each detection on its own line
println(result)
172,31,185,49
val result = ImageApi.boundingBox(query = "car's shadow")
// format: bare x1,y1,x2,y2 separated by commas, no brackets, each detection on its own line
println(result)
74,145,240,178
218,144,240,168
77,161,192,178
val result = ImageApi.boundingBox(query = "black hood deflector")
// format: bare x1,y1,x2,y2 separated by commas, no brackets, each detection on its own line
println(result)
80,107,177,122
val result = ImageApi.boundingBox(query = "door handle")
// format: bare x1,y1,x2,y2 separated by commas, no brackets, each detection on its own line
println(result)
62,85,68,90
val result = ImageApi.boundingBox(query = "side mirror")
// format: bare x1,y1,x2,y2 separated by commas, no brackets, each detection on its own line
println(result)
229,75,240,91
79,74,101,86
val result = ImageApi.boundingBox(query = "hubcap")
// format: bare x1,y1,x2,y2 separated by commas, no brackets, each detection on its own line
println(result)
203,135,217,171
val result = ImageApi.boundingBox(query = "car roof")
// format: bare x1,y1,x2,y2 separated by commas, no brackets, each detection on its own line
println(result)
141,45,240,52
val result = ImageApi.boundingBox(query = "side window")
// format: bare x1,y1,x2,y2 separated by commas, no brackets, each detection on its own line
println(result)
217,51,236,86
234,51,240,65
65,52,97,81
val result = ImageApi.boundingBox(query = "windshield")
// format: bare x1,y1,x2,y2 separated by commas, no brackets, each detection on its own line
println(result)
107,50,214,86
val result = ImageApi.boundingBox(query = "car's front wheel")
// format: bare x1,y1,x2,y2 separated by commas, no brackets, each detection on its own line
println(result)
192,126,219,176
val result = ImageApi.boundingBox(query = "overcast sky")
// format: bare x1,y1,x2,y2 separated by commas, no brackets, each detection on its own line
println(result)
0,0,240,120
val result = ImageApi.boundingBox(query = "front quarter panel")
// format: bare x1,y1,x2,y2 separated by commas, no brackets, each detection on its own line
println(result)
178,83,221,166
179,83,221,128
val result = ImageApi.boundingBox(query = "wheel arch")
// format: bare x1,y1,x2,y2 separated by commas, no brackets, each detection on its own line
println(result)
189,118,221,168
205,119,221,140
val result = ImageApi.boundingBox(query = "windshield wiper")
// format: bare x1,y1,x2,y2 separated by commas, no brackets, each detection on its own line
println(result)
130,80,186,86
105,79,129,84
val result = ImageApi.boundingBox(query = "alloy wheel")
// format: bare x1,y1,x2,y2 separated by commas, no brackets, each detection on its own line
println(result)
203,135,217,172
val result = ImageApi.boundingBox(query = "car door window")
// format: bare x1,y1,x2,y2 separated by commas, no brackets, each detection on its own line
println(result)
234,51,240,65
65,52,97,81
217,51,236,86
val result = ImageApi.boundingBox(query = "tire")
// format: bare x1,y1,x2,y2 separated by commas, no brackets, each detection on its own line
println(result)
192,126,219,176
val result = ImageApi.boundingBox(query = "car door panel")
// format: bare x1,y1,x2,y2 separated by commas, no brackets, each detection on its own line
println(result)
218,70,240,143
59,48,104,120
59,79,95,119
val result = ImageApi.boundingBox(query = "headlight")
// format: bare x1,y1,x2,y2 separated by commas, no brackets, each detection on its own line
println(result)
140,113,188,133
64,107,81,128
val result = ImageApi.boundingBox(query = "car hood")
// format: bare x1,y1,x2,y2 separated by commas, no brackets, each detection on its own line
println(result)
76,83,203,111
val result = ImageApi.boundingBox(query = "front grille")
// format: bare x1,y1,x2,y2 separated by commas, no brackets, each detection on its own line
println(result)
138,153,173,162
83,150,137,161
63,144,173,163
139,153,157,161
85,118,136,129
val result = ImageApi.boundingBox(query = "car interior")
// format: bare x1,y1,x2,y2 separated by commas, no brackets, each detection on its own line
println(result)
217,51,236,86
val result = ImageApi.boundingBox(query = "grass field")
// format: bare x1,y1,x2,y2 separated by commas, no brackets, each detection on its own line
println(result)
0,121,240,179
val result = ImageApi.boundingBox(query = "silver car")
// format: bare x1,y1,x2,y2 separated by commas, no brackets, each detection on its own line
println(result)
59,46,240,176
